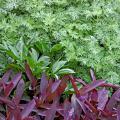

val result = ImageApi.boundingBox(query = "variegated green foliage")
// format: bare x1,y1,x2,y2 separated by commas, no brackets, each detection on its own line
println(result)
0,0,120,83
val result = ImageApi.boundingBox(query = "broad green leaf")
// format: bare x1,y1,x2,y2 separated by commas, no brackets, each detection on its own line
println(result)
57,68,75,75
8,45,19,58
54,74,59,80
6,50,19,60
52,61,67,73
7,64,22,70
16,40,24,61
30,48,38,62
38,56,50,66
51,44,63,53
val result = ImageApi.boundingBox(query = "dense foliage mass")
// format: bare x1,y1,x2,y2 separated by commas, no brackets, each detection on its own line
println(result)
0,65,120,120
0,0,120,83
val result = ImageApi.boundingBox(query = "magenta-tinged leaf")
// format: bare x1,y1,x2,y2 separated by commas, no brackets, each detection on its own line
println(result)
85,100,97,113
4,82,14,97
76,78,86,86
117,106,120,120
97,88,108,110
0,96,15,109
9,107,21,120
0,70,12,92
79,80,105,95
40,73,48,97
13,79,25,105
55,79,67,97
76,96,97,119
4,73,22,97
12,73,22,86
33,108,46,116
106,88,120,112
77,97,98,119
23,116,35,120
100,82,120,89
45,101,58,120
1,67,120,120
90,69,96,81
0,113,5,120
64,99,74,120
21,99,36,119
0,69,12,83
33,116,42,120
90,89,98,103
51,80,61,93
25,63,37,89
69,75,79,95
76,97,87,114
71,94,82,119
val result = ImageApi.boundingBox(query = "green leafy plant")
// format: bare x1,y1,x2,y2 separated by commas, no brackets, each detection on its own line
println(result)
51,60,75,79
0,40,74,78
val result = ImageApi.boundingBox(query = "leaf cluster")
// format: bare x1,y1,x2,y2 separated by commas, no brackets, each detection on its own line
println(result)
0,0,120,83
0,65,120,120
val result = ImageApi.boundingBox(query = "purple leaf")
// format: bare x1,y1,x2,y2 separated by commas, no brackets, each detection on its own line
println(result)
71,94,82,119
100,82,120,89
64,99,74,120
69,75,79,95
33,109,46,116
45,100,58,120
85,100,97,113
76,97,97,120
76,78,86,86
90,89,98,103
9,107,21,120
33,116,42,120
4,73,22,97
21,99,36,119
76,97,87,114
56,79,67,97
23,117,35,120
117,106,120,120
0,96,15,109
51,80,61,93
25,63,37,89
0,113,5,120
40,73,48,97
13,79,25,105
0,70,12,92
79,80,105,95
106,88,120,112
90,69,96,81
97,88,108,110
4,82,14,97
1,69,12,83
